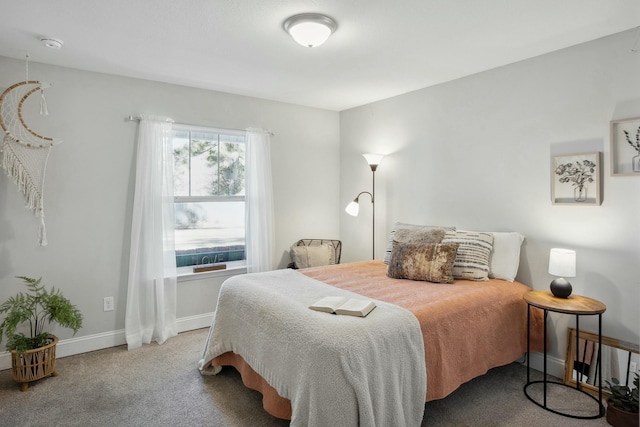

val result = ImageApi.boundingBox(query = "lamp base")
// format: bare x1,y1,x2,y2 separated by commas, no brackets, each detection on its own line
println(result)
550,278,572,298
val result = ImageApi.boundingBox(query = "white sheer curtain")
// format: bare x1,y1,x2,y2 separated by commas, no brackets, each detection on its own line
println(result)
125,115,178,350
245,128,275,273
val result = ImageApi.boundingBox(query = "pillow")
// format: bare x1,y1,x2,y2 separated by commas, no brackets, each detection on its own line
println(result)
393,228,446,245
383,222,456,264
290,244,332,269
442,230,494,281
387,242,459,283
488,232,525,282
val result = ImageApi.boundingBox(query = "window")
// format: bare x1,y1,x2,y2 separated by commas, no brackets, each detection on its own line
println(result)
171,125,246,268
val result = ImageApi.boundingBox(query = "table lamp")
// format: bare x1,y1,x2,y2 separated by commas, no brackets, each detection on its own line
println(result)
548,248,576,298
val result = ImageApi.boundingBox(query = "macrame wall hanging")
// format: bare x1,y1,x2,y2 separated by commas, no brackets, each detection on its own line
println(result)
0,54,62,246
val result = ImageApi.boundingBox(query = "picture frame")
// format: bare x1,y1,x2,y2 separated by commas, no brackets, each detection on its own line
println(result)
610,116,640,176
551,152,601,205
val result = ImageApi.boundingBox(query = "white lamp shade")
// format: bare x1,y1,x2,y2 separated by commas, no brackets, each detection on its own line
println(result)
284,14,337,48
363,153,384,167
345,200,359,216
548,248,576,277
289,22,331,47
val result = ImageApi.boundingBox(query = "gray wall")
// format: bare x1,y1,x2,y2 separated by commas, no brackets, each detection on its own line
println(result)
340,29,640,359
0,57,340,343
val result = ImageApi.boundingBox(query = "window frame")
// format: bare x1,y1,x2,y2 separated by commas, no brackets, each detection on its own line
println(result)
171,123,247,277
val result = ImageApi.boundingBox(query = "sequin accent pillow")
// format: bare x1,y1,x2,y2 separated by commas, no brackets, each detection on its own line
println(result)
383,222,456,264
387,242,459,283
393,227,446,246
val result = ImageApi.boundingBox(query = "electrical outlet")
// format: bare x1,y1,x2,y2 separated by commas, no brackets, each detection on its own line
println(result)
631,361,637,373
103,296,114,312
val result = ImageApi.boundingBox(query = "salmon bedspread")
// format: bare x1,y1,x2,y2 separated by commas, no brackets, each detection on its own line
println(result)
203,260,544,421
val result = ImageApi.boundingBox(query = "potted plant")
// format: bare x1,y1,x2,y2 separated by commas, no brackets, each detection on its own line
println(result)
605,373,639,427
0,276,83,391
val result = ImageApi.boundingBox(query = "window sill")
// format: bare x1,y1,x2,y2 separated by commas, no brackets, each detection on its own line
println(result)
177,261,247,283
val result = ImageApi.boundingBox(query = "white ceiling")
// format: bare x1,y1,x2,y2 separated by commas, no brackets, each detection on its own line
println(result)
1,1,638,111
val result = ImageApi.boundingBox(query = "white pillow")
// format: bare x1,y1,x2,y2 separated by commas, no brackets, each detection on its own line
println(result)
488,232,525,282
290,244,332,269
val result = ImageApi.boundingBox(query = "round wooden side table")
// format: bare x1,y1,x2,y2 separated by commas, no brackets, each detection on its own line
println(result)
524,290,606,419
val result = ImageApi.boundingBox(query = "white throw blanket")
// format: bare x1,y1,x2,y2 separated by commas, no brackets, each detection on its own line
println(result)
199,269,426,427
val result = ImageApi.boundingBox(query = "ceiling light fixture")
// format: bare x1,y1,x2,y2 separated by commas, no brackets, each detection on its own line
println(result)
40,37,64,50
283,13,337,48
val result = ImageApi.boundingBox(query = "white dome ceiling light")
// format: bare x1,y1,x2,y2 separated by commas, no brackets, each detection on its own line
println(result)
283,13,337,48
40,37,64,49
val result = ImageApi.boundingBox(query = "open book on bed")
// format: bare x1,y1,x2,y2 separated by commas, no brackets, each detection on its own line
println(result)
309,296,376,317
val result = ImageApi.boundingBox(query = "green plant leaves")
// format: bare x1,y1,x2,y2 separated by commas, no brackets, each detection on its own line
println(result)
605,373,640,413
0,276,83,352
7,332,52,353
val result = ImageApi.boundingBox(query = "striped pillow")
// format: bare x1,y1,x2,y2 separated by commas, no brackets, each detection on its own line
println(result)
442,230,494,281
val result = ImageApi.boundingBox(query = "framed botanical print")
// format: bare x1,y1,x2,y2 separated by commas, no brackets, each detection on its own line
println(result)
610,116,640,176
552,152,601,205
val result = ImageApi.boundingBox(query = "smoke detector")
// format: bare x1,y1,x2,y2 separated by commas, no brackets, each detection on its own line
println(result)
40,37,64,49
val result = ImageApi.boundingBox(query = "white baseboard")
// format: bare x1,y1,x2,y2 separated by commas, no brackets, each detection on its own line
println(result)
176,312,214,332
525,352,565,379
0,312,214,371
2,312,563,384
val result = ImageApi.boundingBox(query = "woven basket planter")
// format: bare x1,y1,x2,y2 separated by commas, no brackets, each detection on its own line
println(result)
10,335,59,391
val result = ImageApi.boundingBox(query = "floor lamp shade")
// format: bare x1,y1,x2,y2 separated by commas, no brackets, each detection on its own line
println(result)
345,200,359,216
345,153,384,260
363,153,384,171
548,248,576,298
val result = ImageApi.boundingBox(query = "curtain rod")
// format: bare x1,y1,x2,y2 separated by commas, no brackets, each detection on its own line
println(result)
126,115,274,136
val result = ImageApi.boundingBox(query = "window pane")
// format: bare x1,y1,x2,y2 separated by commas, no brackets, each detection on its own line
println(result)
171,130,246,197
219,136,245,196
172,131,190,197
190,132,219,196
174,201,245,267
171,127,247,268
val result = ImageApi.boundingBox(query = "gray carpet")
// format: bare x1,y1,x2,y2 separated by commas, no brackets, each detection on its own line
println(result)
0,328,611,426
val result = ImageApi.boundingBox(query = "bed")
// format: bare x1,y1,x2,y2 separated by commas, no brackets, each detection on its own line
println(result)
199,227,545,426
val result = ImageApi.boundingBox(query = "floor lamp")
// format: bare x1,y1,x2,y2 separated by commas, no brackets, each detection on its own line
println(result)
345,153,384,260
